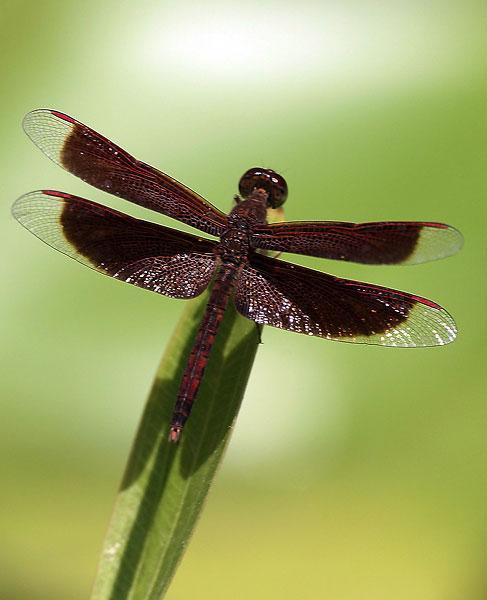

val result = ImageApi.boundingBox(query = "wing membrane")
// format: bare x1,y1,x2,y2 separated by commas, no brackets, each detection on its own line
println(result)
234,253,456,347
251,220,463,265
23,109,228,236
13,190,218,299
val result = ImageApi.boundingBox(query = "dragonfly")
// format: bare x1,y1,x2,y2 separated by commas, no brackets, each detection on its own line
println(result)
13,110,463,441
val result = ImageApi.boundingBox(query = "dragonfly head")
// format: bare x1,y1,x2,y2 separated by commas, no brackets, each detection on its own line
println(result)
238,167,288,208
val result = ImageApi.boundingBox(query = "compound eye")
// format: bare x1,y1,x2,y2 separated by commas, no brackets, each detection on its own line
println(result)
238,167,263,198
267,171,288,208
238,167,288,208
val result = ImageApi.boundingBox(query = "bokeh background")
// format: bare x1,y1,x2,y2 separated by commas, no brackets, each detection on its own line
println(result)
1,1,486,598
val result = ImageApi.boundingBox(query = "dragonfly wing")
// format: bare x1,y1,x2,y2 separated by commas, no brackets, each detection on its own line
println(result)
13,190,218,299
23,109,228,237
251,220,463,265
234,253,457,347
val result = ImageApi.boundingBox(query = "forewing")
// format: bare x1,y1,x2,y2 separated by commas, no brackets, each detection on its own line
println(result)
251,221,463,265
13,190,218,299
23,109,228,236
234,253,457,347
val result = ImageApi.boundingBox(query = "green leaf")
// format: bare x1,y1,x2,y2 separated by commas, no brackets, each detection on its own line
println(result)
90,293,260,600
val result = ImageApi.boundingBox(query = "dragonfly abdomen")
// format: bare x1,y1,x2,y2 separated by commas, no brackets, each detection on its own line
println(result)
169,264,240,442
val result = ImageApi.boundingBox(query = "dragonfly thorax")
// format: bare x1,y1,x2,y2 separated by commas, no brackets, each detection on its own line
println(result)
219,226,250,260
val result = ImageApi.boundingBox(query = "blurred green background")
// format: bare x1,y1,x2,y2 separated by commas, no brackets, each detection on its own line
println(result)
1,1,486,598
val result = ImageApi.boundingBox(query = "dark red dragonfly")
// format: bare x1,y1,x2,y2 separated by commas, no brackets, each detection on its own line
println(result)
13,110,462,441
